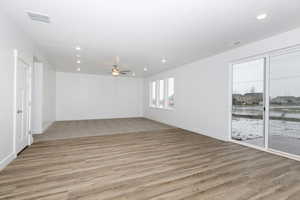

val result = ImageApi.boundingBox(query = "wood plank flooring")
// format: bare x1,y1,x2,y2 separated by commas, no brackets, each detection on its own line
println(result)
34,118,173,142
1,129,300,200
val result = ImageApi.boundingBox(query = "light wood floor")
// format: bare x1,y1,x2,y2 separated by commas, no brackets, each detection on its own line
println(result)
34,118,173,142
1,129,300,200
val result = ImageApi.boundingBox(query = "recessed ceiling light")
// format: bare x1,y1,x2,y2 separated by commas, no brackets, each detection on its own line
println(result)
77,67,81,71
256,13,267,20
132,72,136,76
75,46,81,50
76,60,81,64
161,58,167,63
144,67,148,71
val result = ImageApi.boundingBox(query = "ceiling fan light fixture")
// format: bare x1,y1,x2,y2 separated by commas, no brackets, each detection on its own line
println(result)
112,68,120,76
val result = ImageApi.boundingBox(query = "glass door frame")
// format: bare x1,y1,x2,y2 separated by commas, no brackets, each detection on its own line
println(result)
228,46,300,162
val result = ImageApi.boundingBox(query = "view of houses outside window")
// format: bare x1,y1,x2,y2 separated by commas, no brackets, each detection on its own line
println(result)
269,51,300,156
231,59,265,148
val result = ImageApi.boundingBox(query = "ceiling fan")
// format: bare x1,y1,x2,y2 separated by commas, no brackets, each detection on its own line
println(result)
111,56,131,76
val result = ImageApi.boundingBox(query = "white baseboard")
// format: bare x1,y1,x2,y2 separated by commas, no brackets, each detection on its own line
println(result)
56,116,144,122
144,117,228,142
0,152,16,171
32,129,43,134
32,121,54,134
42,121,53,132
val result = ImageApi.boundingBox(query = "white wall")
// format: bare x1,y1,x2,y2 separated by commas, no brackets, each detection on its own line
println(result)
56,72,143,121
144,27,300,141
42,63,56,130
32,62,56,134
0,13,35,169
31,62,43,133
0,13,54,169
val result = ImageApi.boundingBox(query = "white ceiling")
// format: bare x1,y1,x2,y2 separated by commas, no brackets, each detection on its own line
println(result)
1,0,300,77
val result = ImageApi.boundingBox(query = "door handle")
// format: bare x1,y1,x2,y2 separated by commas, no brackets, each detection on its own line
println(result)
17,110,23,114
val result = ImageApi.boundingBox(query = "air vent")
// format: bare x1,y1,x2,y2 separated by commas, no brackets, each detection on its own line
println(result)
27,11,50,23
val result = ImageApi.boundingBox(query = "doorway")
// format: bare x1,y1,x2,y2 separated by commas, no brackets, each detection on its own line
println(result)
231,58,266,148
14,50,32,154
269,50,300,156
230,46,300,160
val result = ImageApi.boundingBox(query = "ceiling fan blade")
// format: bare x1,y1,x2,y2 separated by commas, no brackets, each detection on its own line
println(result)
120,72,128,75
120,70,131,73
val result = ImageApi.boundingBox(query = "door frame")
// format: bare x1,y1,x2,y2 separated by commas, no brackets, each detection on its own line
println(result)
228,44,300,162
13,49,33,156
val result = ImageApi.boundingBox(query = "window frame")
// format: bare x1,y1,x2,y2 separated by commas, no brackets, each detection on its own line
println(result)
158,79,165,108
166,77,175,109
228,45,300,162
149,77,174,110
149,81,157,107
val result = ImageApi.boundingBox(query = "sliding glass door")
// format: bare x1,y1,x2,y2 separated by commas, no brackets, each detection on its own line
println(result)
269,51,300,156
231,48,300,159
231,58,265,148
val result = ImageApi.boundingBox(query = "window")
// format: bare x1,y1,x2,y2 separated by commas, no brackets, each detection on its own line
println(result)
150,81,157,106
149,77,175,109
158,80,165,107
167,78,174,108
231,59,265,148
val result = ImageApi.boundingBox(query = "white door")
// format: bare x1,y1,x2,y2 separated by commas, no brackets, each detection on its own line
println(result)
15,58,30,153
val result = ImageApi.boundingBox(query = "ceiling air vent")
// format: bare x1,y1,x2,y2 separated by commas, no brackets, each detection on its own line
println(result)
27,11,50,23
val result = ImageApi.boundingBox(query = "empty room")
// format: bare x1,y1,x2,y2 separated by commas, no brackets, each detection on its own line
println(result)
1,0,300,199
